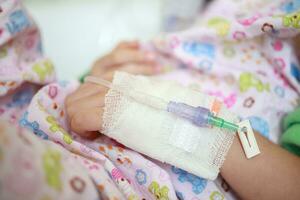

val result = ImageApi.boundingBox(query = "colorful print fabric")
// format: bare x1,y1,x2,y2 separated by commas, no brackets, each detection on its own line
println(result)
1,0,300,200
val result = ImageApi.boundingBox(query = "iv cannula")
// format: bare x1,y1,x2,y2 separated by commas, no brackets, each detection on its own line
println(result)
85,76,238,132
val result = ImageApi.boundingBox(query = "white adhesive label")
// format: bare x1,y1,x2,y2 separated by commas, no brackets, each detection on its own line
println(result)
238,120,260,159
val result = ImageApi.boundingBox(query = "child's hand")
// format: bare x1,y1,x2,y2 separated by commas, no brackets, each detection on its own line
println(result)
65,41,158,138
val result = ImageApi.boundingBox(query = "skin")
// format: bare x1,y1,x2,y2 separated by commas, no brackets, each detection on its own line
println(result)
221,132,300,200
65,41,159,138
66,41,300,199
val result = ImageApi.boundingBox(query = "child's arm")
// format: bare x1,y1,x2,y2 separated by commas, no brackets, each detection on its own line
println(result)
66,41,300,199
221,132,300,200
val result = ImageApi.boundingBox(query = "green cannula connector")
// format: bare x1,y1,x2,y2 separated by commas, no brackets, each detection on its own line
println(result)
208,115,239,132
166,101,239,132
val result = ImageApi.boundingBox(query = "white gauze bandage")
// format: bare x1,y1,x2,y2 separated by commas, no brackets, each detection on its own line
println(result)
101,71,238,180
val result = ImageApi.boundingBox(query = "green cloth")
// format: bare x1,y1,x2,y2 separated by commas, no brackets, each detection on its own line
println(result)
281,107,300,156
79,70,90,83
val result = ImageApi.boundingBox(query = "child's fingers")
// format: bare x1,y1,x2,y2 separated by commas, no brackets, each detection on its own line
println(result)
92,49,156,76
65,83,105,106
67,64,156,135
111,49,156,66
100,63,157,81
70,107,103,136
67,60,157,105
115,41,139,50
121,63,158,75
66,92,106,121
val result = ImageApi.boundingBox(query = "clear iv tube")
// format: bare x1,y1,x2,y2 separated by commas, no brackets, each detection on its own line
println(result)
84,76,168,110
85,76,238,132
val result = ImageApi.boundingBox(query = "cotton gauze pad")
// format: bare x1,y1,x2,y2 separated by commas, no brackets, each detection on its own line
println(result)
101,71,238,180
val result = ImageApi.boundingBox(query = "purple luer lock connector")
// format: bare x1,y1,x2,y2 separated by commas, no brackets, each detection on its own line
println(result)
167,101,211,127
